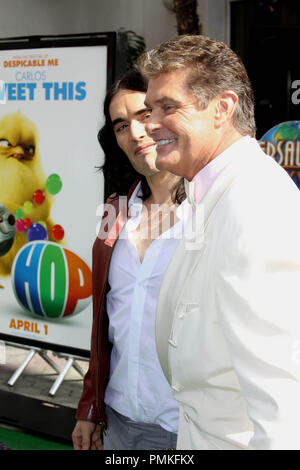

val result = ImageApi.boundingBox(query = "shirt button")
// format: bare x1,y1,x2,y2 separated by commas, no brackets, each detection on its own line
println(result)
184,412,190,423
168,338,177,347
171,385,181,392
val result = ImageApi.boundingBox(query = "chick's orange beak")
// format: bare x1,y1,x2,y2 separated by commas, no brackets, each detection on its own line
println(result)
8,145,25,160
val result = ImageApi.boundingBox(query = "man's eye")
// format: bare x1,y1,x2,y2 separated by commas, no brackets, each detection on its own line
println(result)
0,139,11,148
115,123,128,133
162,104,175,112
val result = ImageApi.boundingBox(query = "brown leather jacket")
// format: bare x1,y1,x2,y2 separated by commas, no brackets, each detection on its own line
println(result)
75,183,138,428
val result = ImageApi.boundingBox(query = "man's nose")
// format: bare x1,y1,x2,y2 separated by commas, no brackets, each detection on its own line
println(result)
145,111,161,136
130,120,147,140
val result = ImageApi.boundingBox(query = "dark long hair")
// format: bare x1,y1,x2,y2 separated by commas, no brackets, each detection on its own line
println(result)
98,69,185,204
98,70,151,201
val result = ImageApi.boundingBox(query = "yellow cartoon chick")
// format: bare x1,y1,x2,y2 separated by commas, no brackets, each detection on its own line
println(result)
0,110,58,276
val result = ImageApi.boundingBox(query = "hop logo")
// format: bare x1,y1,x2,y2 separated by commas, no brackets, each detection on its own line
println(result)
12,241,92,319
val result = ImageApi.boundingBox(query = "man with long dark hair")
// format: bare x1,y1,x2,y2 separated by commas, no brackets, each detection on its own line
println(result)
72,70,185,450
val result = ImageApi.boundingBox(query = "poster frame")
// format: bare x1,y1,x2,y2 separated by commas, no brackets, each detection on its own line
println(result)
0,31,125,358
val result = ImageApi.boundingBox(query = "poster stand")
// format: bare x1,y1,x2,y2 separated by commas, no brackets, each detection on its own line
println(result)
48,352,87,396
5,341,88,396
7,343,61,387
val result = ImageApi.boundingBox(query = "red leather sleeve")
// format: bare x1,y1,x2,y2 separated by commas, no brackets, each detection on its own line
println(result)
75,367,101,423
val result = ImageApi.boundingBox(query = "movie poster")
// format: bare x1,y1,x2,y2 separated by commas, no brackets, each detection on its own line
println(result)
0,43,108,355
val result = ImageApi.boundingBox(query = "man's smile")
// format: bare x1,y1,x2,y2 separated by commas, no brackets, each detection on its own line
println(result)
134,142,156,155
156,138,177,148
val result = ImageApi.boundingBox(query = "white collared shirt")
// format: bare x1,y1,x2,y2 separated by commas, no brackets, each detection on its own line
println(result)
104,182,185,433
184,136,254,206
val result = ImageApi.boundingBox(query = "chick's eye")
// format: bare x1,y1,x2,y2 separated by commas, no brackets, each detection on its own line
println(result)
0,139,11,148
24,145,35,155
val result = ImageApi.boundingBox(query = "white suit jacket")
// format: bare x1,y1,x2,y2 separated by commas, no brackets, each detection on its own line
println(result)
156,138,300,450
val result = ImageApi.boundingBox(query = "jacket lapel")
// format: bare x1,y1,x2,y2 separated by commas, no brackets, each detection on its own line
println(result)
156,150,256,382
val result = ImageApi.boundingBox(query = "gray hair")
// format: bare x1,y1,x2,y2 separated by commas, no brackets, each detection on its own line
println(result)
138,35,256,137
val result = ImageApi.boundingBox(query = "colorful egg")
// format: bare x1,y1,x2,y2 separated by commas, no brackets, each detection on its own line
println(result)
15,208,24,220
23,200,33,215
33,189,45,205
37,220,47,230
24,218,32,230
51,224,64,241
11,241,92,319
27,222,48,242
46,174,62,195
15,219,26,233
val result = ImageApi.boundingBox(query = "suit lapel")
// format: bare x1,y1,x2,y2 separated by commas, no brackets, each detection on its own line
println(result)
155,222,205,382
156,150,256,382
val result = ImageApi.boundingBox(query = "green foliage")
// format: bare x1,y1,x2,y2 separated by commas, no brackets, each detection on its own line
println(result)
120,29,146,70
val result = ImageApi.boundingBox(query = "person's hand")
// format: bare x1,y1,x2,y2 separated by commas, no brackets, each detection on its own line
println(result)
72,420,103,450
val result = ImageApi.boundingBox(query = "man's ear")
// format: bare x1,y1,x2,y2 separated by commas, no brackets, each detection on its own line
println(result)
214,90,239,128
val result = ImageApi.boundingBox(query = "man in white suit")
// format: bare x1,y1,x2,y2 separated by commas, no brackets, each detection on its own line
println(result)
138,35,300,450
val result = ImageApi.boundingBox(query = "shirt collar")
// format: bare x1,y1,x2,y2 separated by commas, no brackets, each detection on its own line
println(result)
126,179,187,238
128,180,143,208
184,136,253,206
